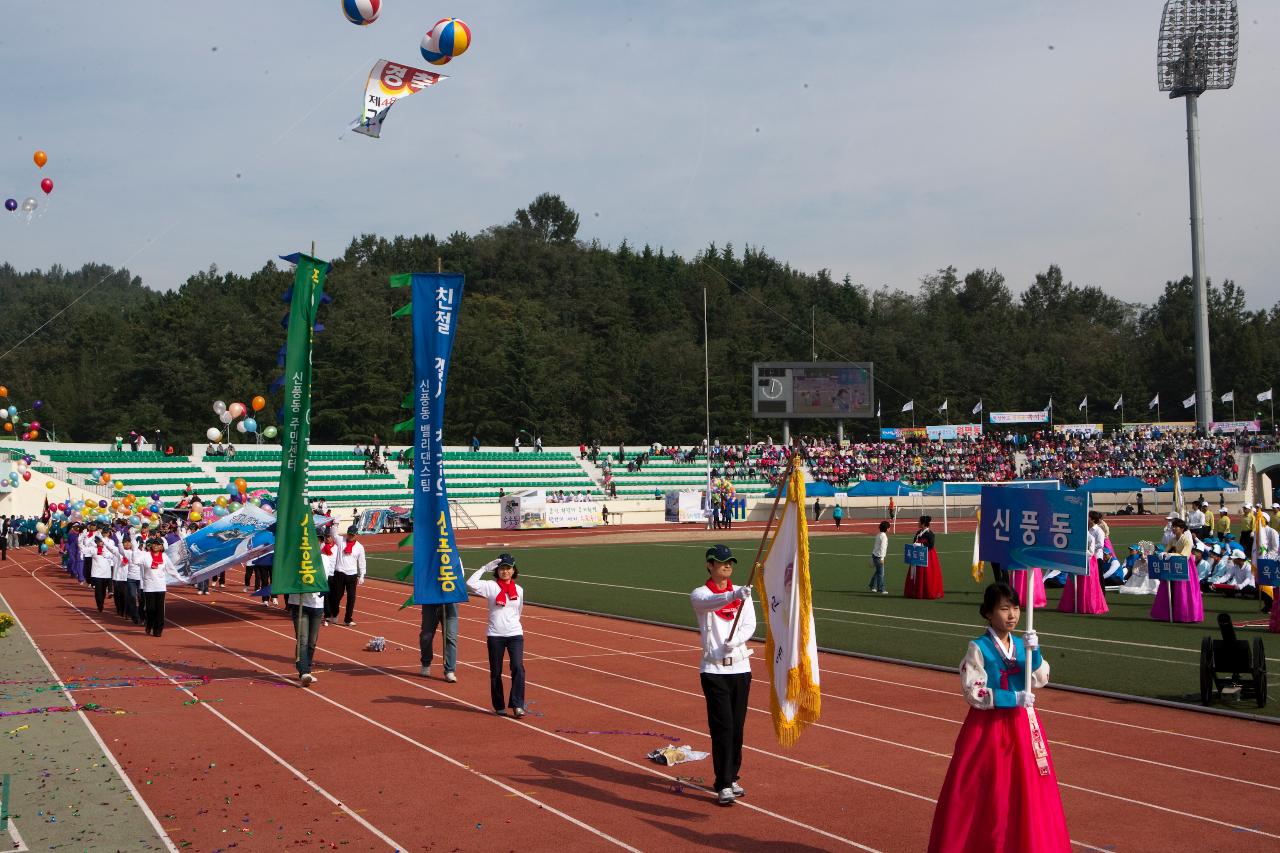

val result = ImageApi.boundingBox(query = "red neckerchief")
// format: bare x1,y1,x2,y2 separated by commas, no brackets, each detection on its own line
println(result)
97,544,104,555
495,578,518,606
150,552,164,568
705,579,740,621
344,540,356,555
321,541,334,556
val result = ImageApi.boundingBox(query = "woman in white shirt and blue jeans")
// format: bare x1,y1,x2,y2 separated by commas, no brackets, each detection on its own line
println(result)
467,552,527,717
868,520,889,594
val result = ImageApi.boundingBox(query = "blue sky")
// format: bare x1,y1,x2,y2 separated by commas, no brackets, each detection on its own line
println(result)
3,1,1277,307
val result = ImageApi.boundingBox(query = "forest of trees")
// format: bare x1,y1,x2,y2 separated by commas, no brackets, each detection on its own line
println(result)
1,193,1278,447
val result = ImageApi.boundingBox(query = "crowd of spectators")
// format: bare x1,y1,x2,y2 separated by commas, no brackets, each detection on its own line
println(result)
1020,429,1237,488
804,436,1015,487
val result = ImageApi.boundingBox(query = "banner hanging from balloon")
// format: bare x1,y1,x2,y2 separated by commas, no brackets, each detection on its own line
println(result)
271,252,329,596
390,271,467,606
164,504,277,587
351,60,447,138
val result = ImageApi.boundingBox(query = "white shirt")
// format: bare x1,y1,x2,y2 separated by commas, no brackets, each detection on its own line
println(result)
1086,524,1106,559
467,560,524,637
320,548,337,578
287,590,327,609
130,547,150,582
691,583,756,674
1187,509,1206,528
87,539,114,579
1256,525,1280,560
871,532,888,560
333,539,366,577
141,553,175,593
122,547,142,581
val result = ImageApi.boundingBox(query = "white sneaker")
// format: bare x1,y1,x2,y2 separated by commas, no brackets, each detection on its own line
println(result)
444,671,457,683
420,665,431,678
345,621,357,627
300,673,315,687
731,782,745,797
717,788,736,805
512,707,527,718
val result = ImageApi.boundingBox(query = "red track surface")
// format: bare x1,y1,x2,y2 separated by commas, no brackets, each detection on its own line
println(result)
4,548,1280,852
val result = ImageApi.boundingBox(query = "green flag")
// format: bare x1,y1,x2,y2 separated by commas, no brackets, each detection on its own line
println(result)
272,252,329,595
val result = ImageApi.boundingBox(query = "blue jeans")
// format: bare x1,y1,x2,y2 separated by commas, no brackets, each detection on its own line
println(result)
869,556,885,592
420,604,458,673
293,606,324,676
486,635,525,711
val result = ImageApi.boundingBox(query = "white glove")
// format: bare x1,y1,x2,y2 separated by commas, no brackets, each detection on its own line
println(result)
1024,630,1039,651
358,576,365,586
734,585,753,602
1015,691,1036,708
483,558,502,573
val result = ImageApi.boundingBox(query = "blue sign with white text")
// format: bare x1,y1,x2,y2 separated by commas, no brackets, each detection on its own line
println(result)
1256,558,1280,586
904,543,928,567
1146,554,1191,582
978,486,1088,576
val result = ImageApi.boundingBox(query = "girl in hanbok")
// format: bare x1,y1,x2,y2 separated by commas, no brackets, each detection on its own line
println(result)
1150,517,1203,623
1058,511,1108,614
928,583,1070,853
904,515,944,599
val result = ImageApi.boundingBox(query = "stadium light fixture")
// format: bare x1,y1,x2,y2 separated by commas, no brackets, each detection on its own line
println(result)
1157,0,1239,432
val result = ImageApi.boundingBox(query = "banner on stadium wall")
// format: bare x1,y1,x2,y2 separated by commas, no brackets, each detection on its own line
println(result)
880,427,927,440
164,504,277,587
398,272,468,606
926,423,983,440
500,490,603,529
1053,423,1103,436
272,252,329,596
1121,421,1195,431
1209,420,1261,434
665,490,708,523
989,410,1049,424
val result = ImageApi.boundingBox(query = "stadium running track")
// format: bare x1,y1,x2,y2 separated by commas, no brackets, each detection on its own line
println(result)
3,541,1279,852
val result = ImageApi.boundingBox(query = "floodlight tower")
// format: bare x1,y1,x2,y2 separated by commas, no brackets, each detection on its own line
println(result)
1157,0,1239,432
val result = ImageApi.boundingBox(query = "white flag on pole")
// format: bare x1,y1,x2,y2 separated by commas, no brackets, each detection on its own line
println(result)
972,400,983,415
1078,396,1088,411
1113,395,1124,411
876,401,881,418
1220,391,1234,403
1148,393,1160,409
938,399,948,413
1258,389,1273,403
1182,393,1196,409
901,400,914,413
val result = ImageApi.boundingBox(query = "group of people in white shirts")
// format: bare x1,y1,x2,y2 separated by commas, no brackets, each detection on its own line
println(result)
79,521,178,637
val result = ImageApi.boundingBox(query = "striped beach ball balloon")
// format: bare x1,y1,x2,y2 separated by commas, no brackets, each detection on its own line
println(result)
341,0,381,26
420,17,471,65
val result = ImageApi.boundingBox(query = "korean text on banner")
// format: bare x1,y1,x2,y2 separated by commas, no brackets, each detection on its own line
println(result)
352,60,446,138
978,486,1088,576
272,253,329,595
759,464,821,746
1147,554,1192,582
402,272,468,606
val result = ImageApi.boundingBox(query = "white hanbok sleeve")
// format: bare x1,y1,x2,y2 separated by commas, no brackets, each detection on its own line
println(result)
960,642,995,710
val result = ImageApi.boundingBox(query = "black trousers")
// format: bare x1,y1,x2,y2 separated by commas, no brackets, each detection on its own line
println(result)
92,577,110,612
700,671,751,791
113,580,129,617
329,573,358,622
486,635,525,711
144,592,165,636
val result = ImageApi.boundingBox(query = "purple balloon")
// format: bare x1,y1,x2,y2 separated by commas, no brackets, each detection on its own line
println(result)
98,500,108,508
4,199,15,212
32,400,42,410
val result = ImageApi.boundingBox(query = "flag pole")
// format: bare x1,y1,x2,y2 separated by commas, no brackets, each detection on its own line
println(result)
727,450,796,642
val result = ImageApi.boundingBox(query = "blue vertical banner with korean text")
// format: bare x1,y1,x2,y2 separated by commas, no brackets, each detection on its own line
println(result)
978,486,1088,576
392,272,467,605
272,252,329,595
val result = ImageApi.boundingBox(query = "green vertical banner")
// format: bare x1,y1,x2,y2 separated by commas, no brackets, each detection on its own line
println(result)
272,252,330,595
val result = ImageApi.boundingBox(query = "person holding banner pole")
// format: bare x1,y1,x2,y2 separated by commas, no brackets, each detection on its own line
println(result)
927,583,1069,852
905,515,944,599
1150,518,1203,623
1058,511,1108,615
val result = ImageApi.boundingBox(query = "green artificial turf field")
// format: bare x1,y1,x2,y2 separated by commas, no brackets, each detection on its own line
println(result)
365,524,1278,718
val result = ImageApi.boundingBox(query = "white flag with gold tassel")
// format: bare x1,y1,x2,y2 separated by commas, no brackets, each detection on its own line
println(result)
758,463,821,745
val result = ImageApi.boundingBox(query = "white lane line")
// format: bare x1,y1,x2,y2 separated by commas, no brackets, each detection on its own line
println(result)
0,591,179,853
20,566,407,852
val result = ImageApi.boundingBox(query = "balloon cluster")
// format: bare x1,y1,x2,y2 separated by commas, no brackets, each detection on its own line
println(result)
339,6,472,68
5,150,54,223
209,395,278,441
0,386,49,440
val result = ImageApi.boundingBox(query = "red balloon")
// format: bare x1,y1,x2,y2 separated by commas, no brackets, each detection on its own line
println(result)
40,178,53,195
21,471,30,481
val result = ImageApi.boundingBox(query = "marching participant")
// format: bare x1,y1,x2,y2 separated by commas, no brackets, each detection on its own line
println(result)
905,515,945,599
330,526,366,627
1151,517,1204,623
691,544,755,806
1059,511,1108,614
467,553,527,716
87,528,114,614
319,529,338,627
141,536,176,637
927,583,1070,852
